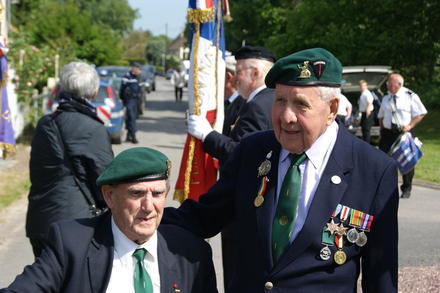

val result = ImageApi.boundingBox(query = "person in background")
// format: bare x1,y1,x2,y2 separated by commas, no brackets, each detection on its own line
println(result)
335,93,352,126
378,73,427,198
171,67,186,102
120,62,142,144
25,61,114,258
222,54,245,138
188,45,276,164
358,80,374,143
2,147,217,293
163,48,398,292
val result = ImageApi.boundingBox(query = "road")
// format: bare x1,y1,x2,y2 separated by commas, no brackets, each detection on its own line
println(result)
0,76,439,291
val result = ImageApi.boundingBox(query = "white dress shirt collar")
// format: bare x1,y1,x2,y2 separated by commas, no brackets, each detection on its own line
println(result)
279,121,339,171
246,85,266,103
228,91,240,103
111,217,158,265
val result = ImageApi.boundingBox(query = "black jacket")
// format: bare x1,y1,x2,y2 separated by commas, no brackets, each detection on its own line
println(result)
26,95,114,239
204,88,274,164
120,71,141,103
5,213,217,293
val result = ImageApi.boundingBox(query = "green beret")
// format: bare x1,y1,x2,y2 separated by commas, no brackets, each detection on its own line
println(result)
96,147,170,186
265,48,342,88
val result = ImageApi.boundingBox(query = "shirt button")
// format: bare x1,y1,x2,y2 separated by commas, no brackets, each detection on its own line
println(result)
265,281,274,290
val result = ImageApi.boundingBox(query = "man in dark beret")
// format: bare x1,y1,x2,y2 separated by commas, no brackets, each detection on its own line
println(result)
164,48,398,292
188,45,276,165
2,148,218,293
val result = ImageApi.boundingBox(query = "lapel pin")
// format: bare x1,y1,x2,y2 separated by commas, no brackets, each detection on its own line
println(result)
172,283,181,292
331,175,341,185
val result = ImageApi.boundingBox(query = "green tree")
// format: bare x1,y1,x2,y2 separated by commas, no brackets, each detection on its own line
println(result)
124,30,150,62
74,0,138,35
146,35,170,66
225,0,291,52
23,0,123,66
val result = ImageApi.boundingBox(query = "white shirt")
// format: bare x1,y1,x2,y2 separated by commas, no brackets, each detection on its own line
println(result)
246,85,266,103
106,218,161,293
378,86,427,129
358,89,374,112
337,93,351,116
276,122,339,242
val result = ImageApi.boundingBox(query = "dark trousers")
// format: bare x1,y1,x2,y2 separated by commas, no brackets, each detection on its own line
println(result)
379,128,415,193
175,87,183,101
360,112,374,143
125,98,138,139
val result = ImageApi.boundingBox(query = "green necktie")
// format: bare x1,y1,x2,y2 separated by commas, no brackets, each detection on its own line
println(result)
272,153,307,264
133,248,153,293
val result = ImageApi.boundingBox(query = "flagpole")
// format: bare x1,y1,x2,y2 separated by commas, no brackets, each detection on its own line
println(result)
183,7,215,198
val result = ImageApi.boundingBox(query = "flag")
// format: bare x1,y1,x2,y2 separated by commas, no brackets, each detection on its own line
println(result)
174,0,226,203
0,42,16,158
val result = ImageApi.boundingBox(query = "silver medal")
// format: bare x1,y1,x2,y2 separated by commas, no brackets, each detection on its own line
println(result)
258,160,271,177
356,231,368,247
346,228,359,243
319,246,332,260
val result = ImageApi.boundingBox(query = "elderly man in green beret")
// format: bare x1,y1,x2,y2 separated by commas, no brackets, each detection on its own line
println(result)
164,48,399,292
3,147,218,293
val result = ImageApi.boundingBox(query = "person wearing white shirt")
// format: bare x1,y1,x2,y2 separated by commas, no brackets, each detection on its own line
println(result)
2,147,217,293
378,73,427,198
336,93,352,125
358,80,375,143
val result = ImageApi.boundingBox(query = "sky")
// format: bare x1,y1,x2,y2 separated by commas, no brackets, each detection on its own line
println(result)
128,0,188,39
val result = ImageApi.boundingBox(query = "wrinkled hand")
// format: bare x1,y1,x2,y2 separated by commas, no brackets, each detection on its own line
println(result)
188,114,213,141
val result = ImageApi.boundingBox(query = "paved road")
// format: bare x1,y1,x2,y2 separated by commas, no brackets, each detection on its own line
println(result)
0,76,439,291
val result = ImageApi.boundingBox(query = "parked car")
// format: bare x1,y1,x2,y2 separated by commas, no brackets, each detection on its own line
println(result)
341,66,393,139
141,65,156,93
97,65,144,116
165,68,174,80
46,78,126,144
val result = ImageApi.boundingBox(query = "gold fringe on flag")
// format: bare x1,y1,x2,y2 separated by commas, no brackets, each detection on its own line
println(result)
187,8,215,24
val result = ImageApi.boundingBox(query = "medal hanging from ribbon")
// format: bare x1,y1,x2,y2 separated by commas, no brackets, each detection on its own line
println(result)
254,176,268,207
333,234,347,265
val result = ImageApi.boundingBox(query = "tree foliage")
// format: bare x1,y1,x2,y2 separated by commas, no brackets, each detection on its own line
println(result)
226,0,440,95
11,0,136,66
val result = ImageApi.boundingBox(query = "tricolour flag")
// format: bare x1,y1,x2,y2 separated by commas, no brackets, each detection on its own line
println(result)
0,41,16,158
174,0,226,203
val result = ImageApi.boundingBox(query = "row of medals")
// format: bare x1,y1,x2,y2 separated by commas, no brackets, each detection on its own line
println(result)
320,218,368,265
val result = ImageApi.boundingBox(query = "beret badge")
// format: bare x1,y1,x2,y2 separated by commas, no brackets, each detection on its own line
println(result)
313,60,326,79
298,61,311,79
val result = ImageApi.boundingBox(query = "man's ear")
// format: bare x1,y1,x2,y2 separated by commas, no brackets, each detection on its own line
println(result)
225,71,233,81
327,96,339,124
101,185,114,209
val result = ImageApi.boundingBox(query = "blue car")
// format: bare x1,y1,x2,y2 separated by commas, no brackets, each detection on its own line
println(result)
93,78,125,144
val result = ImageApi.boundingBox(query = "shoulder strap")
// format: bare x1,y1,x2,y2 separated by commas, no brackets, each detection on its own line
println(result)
51,112,99,212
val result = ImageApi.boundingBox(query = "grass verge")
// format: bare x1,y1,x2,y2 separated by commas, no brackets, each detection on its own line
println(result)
414,108,440,184
0,144,30,211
